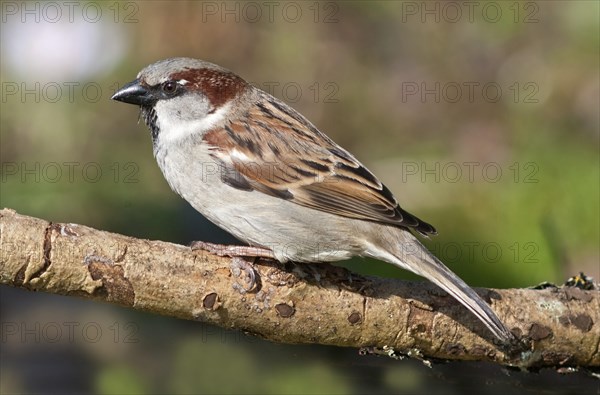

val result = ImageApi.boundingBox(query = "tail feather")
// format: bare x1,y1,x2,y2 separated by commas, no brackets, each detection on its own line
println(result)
377,231,513,342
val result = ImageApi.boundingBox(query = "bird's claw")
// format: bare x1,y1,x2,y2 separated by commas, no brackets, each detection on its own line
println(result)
230,256,258,293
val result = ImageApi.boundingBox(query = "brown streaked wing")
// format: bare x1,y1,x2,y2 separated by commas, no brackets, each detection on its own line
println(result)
203,95,437,235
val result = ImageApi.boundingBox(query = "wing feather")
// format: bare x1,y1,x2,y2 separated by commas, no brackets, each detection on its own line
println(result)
203,91,436,236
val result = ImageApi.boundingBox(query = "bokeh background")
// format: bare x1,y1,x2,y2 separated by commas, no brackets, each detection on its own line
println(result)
1,1,598,393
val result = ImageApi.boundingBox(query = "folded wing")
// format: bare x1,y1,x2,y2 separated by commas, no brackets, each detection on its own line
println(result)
203,92,436,236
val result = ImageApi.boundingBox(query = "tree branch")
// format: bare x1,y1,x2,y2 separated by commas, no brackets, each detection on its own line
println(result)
0,208,597,368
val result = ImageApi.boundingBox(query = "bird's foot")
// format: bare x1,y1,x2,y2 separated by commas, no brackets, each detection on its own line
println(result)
190,241,275,259
190,241,276,292
230,256,259,293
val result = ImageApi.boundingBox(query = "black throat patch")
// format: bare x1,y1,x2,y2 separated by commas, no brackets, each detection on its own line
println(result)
140,106,159,142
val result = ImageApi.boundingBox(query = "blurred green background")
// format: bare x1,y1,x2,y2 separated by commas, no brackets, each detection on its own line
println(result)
1,1,598,394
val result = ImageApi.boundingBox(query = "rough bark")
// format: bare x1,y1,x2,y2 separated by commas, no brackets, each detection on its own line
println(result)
0,208,597,368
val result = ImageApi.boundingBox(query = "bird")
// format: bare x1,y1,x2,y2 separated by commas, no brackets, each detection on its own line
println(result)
111,57,513,342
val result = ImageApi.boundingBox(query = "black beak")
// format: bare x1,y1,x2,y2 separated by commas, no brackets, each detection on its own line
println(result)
111,79,154,106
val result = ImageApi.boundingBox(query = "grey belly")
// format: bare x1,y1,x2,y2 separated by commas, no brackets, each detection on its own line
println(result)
156,146,364,263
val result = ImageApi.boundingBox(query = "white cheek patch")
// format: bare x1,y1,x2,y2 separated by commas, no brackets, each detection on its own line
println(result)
155,101,232,144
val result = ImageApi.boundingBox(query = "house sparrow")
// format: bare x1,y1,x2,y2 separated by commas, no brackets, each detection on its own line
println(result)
112,57,513,342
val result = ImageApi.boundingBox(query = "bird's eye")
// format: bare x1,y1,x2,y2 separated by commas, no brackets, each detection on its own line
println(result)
162,81,178,95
